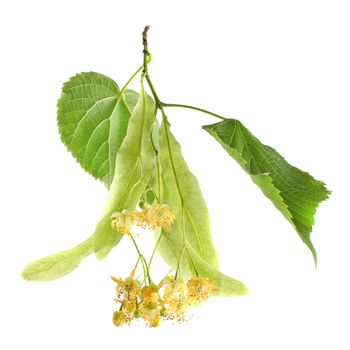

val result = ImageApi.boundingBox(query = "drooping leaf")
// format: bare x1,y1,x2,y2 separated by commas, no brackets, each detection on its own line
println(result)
57,72,138,186
94,84,156,259
22,236,94,281
158,117,219,268
203,119,330,264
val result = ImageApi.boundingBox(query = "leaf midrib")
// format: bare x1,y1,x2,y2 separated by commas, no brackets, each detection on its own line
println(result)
162,118,204,257
115,87,150,211
23,238,94,278
69,96,116,143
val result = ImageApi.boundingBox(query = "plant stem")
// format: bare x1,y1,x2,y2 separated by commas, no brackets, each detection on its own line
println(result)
119,65,143,95
145,75,162,107
142,25,151,76
161,103,226,120
130,234,152,284
185,247,199,276
142,27,226,121
133,256,141,272
141,27,201,280
142,26,163,110
158,268,175,288
175,245,186,279
156,153,162,202
147,230,163,271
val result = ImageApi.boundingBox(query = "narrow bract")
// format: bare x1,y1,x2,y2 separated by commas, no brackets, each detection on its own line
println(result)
94,84,156,259
22,236,94,281
157,118,219,269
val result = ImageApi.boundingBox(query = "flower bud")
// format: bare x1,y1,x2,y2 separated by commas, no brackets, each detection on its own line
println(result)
133,309,142,319
112,311,126,327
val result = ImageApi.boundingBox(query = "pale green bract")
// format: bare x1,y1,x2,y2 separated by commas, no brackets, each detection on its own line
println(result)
155,118,247,296
94,84,156,259
57,72,138,187
22,237,94,281
203,119,330,264
159,118,218,267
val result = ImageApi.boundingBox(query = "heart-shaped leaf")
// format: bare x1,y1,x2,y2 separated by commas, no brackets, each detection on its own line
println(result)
57,72,138,186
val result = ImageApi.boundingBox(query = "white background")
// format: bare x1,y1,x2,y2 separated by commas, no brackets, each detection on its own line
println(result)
1,0,349,349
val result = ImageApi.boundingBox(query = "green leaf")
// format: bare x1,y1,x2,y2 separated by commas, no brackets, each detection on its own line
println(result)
94,84,156,259
158,118,219,268
57,72,138,186
203,119,330,264
21,236,94,281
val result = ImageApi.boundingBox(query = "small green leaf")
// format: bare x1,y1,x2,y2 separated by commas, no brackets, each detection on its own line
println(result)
151,122,160,152
158,118,219,267
21,237,94,281
139,188,157,208
203,119,330,264
57,72,138,186
94,84,156,259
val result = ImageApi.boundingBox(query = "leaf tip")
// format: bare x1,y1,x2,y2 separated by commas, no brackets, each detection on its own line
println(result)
21,262,39,282
20,267,30,281
94,247,110,260
309,241,318,268
217,277,249,297
236,282,249,296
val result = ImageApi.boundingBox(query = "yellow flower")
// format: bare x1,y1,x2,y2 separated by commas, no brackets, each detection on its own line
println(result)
139,305,162,327
112,275,141,300
122,299,137,316
139,284,163,327
163,297,188,322
111,272,142,324
163,278,187,302
163,278,189,322
110,209,136,235
187,277,218,305
111,204,175,237
139,204,175,230
141,284,159,306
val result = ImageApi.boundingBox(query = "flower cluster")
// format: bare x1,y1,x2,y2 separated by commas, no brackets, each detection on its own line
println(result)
110,203,218,327
111,204,175,236
112,273,218,327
